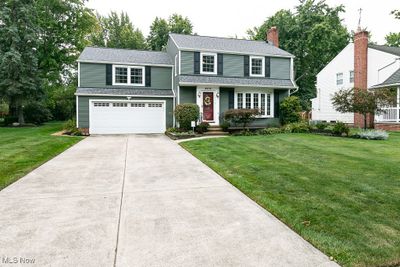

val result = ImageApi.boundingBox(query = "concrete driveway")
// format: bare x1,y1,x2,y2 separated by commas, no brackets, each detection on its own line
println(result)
0,135,338,267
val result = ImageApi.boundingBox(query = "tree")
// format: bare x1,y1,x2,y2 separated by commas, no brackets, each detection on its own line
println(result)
385,10,400,47
89,11,146,50
280,96,302,124
36,0,97,85
0,0,41,124
147,17,169,51
147,13,193,51
248,0,349,109
332,88,396,129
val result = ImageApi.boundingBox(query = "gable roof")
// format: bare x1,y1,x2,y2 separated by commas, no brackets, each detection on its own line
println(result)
368,44,400,57
169,33,294,57
78,47,173,66
371,68,400,88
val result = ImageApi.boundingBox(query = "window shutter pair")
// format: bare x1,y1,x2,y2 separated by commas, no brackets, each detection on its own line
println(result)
244,56,271,77
105,64,151,87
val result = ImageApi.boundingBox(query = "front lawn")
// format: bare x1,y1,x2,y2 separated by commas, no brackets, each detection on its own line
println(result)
181,133,400,267
0,122,83,190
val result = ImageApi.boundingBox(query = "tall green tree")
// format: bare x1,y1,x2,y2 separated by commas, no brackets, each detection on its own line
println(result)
89,11,146,50
385,10,400,47
147,13,193,51
0,0,41,123
248,0,349,109
36,0,97,84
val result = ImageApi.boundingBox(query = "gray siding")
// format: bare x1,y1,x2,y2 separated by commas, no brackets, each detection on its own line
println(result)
270,58,290,79
77,96,174,129
166,38,180,97
223,54,244,77
181,51,194,74
80,63,172,89
179,86,196,104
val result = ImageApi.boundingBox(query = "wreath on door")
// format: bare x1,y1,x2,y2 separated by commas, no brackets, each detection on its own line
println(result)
204,96,212,106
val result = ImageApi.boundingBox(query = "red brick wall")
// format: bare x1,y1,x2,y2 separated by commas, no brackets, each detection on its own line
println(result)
267,27,279,47
375,123,400,131
353,30,374,128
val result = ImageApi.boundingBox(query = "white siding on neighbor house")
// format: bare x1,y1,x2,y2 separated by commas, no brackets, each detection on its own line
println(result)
311,43,400,123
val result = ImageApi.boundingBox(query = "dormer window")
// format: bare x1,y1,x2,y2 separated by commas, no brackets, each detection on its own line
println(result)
200,53,217,74
113,65,145,86
250,56,265,77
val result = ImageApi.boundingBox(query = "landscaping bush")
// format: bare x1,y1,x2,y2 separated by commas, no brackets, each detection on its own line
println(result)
232,129,256,136
257,127,283,135
331,122,350,136
315,122,329,130
220,121,230,132
195,122,209,134
24,101,52,125
224,108,259,128
353,129,388,140
63,119,82,136
174,104,199,130
284,121,311,133
280,96,302,125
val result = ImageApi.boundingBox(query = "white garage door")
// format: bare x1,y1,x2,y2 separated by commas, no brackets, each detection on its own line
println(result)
90,100,166,134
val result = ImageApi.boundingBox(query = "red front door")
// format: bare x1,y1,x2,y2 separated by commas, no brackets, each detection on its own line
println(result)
203,92,214,121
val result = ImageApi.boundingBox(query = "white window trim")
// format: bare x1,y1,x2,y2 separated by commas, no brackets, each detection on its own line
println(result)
200,52,217,75
249,56,265,77
349,70,354,83
336,72,344,86
113,65,145,86
234,89,274,118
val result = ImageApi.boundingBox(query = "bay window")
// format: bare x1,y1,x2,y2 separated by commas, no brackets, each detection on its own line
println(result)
235,91,273,117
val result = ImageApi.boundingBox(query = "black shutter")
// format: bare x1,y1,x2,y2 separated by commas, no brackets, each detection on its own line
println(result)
228,88,234,109
106,64,112,85
274,89,280,118
194,52,200,74
217,54,223,75
244,56,249,77
265,57,271,78
145,66,151,87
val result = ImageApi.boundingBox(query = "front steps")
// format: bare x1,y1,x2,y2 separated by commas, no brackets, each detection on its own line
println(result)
204,126,229,136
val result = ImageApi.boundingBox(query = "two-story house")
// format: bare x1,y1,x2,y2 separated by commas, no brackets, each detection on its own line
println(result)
76,27,297,134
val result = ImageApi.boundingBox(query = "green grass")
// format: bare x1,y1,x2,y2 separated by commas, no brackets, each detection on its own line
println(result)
0,122,83,190
181,133,400,267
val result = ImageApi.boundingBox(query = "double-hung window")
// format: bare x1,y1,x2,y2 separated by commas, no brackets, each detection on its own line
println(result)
349,70,354,83
113,65,145,86
200,53,217,74
235,91,273,117
336,72,343,85
250,56,265,77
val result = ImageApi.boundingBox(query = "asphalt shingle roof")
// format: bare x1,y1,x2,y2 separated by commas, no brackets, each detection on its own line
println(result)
178,75,295,88
170,34,294,57
371,68,400,88
78,47,173,65
76,87,174,97
368,44,400,57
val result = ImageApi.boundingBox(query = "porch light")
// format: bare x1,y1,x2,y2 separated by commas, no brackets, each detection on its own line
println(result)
216,93,220,98
198,92,201,98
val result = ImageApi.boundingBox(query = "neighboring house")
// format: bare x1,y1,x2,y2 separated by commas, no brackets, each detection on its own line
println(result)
75,27,297,134
311,29,400,130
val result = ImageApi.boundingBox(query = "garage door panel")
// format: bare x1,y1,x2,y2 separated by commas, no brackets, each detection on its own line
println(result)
90,101,165,134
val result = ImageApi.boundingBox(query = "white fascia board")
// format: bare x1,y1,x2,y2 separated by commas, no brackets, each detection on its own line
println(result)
176,47,294,59
75,93,174,98
179,81,295,89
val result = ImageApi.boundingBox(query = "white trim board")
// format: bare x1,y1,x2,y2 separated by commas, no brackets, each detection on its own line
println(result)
77,59,173,68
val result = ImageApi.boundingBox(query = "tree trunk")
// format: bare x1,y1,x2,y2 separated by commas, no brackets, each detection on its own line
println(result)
17,104,25,125
363,113,367,130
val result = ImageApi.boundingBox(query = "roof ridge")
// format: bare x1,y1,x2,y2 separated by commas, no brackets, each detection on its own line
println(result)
85,46,168,54
170,33,269,44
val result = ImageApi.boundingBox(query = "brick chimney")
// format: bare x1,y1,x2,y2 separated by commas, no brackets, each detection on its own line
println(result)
267,26,279,47
353,29,373,128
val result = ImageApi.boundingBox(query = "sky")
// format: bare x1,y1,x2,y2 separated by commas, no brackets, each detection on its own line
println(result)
86,0,400,44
